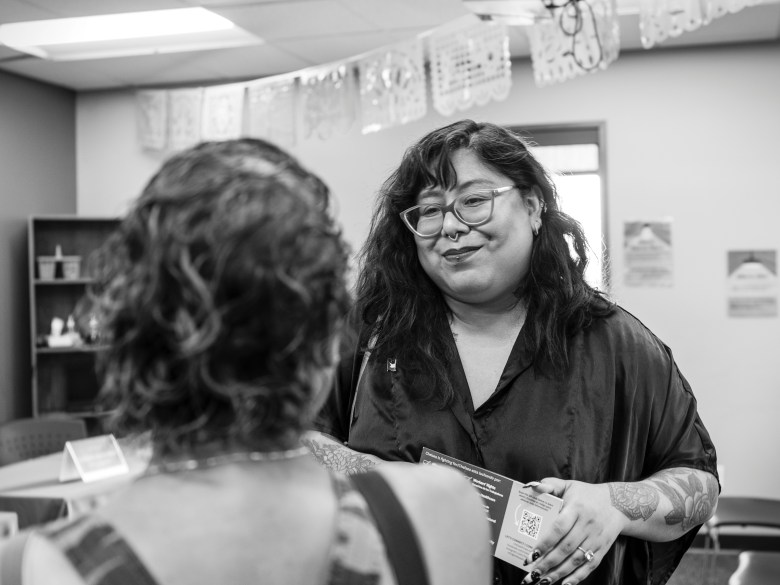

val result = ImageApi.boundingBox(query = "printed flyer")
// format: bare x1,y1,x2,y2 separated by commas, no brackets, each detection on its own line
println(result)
419,448,563,569
623,220,674,287
727,250,777,317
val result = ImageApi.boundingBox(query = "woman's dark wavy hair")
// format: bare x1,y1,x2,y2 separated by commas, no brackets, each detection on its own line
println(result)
356,119,613,404
86,138,351,455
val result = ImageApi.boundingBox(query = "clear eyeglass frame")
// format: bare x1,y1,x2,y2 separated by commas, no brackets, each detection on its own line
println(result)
399,185,517,238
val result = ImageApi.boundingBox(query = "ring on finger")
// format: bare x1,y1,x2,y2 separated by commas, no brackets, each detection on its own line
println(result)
577,546,595,562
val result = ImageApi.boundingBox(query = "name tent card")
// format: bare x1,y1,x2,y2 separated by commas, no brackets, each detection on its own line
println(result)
59,434,130,483
419,447,563,569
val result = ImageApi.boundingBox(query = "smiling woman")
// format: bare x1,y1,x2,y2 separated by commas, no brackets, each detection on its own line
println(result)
309,119,720,585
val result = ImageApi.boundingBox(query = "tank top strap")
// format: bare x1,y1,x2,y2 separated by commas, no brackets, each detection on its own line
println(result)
325,472,398,585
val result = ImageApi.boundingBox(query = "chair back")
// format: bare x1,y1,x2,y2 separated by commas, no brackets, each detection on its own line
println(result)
0,417,87,466
729,551,780,585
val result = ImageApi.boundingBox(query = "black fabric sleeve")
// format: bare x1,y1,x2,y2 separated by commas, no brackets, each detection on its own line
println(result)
628,336,719,585
643,344,718,477
312,315,369,443
312,346,362,442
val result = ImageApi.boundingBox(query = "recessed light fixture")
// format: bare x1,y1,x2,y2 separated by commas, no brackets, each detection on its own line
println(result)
0,7,263,61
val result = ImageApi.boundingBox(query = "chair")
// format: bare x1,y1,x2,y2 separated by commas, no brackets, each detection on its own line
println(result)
728,551,780,585
0,511,19,539
703,497,780,584
0,417,87,466
0,496,65,530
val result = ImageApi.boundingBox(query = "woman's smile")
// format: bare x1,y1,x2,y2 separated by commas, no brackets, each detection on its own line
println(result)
442,246,480,264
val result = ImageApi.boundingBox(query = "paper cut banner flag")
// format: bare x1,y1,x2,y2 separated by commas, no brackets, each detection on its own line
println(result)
429,19,512,116
246,78,297,148
300,64,357,140
168,88,203,152
528,0,620,86
358,38,427,134
201,83,245,141
136,90,167,150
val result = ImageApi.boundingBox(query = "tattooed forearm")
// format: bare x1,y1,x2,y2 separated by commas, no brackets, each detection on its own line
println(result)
609,482,660,520
301,436,378,475
610,469,719,534
648,468,720,531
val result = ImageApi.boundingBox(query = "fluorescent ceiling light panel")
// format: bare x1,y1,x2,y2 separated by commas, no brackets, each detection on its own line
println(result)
0,7,263,61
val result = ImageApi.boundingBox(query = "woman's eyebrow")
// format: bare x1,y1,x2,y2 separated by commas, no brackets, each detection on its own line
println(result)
457,178,495,192
416,188,445,201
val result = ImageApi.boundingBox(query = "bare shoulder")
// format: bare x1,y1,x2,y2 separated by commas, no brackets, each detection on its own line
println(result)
374,462,475,505
373,463,492,585
21,532,85,585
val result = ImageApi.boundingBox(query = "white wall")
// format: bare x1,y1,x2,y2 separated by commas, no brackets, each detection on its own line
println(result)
76,42,780,499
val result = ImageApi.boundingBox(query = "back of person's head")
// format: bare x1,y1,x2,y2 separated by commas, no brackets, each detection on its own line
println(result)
89,138,351,454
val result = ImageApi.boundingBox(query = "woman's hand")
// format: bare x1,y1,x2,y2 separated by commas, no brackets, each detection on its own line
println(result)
520,478,627,585
520,468,719,584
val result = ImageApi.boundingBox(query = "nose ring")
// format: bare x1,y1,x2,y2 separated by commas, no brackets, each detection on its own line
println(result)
447,233,459,241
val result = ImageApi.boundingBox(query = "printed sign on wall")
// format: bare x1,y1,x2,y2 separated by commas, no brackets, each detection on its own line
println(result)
727,250,777,317
623,220,674,287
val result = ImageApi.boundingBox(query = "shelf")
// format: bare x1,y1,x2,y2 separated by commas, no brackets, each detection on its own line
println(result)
36,345,106,355
35,278,94,286
42,409,115,419
29,216,121,424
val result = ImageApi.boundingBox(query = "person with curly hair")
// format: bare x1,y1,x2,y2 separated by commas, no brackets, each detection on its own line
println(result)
308,120,719,585
6,138,491,585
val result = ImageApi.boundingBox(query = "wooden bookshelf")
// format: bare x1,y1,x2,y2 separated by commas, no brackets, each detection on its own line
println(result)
29,216,119,426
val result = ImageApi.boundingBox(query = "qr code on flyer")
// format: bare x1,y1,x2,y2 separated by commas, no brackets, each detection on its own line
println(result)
517,509,543,540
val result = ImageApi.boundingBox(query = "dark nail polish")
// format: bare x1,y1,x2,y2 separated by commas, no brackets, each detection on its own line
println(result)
532,550,541,561
523,559,529,566
530,571,541,583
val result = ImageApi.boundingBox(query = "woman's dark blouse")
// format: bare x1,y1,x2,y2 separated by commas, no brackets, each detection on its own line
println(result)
314,306,719,585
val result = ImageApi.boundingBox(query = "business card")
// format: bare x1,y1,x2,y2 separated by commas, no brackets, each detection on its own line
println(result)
419,447,563,569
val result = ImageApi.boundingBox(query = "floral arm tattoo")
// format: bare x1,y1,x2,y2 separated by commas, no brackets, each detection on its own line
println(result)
609,468,719,532
301,432,380,475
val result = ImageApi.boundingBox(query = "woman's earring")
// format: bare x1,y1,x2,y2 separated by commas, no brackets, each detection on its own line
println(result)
532,220,541,236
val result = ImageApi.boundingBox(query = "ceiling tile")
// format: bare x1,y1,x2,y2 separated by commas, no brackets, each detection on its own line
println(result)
0,45,25,60
0,0,59,23
0,57,122,90
273,28,433,64
23,0,189,18
336,0,469,30
211,0,377,40
183,43,313,81
187,0,282,5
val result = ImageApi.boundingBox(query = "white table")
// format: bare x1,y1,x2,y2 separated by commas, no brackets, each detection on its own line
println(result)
0,434,151,530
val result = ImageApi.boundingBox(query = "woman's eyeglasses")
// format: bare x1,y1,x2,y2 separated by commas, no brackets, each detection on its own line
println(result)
399,185,517,238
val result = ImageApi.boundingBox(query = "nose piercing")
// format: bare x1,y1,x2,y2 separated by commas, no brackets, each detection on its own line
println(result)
448,233,458,241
